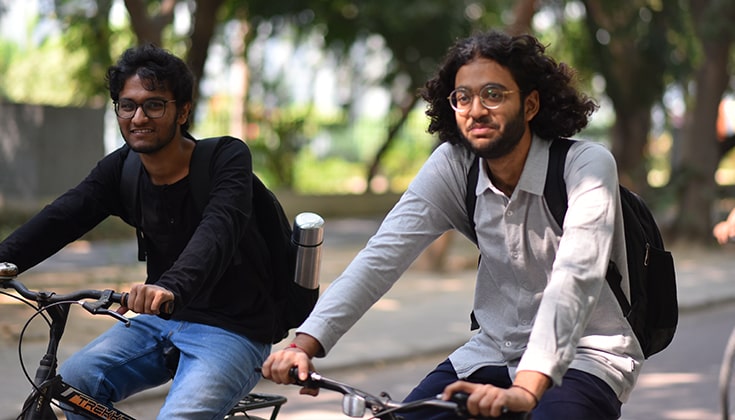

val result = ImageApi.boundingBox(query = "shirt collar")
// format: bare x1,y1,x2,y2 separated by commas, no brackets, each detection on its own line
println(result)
475,135,550,198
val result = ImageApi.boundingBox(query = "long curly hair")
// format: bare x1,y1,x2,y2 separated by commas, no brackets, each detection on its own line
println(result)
421,30,598,146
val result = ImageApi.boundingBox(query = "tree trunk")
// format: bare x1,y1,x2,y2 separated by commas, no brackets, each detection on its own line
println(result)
610,106,651,194
670,0,734,244
582,0,661,195
506,0,536,35
124,0,176,46
365,94,420,189
229,20,250,140
187,0,227,108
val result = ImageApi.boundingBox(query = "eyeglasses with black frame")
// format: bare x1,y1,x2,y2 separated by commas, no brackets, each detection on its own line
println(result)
447,85,516,113
114,98,176,119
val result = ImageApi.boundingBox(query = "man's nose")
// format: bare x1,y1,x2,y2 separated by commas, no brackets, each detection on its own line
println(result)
131,105,149,121
468,95,489,118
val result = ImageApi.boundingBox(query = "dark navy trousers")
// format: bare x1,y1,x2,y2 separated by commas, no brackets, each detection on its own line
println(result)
400,359,621,420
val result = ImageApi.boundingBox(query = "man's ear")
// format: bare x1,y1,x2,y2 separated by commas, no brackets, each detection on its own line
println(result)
178,102,192,125
524,90,540,122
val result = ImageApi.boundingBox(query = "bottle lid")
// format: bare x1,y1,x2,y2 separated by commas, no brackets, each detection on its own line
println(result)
292,212,324,246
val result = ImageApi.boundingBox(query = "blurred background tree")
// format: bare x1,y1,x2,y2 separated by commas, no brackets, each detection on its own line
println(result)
669,0,735,241
0,0,734,245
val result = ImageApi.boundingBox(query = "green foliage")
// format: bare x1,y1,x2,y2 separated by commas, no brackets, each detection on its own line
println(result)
287,108,433,194
246,102,320,189
52,0,115,105
0,40,18,98
1,0,727,219
543,9,597,90
3,37,90,106
0,0,135,107
580,0,695,108
377,123,435,192
290,152,366,194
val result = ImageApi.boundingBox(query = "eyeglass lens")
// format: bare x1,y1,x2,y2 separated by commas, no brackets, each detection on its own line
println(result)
115,99,171,119
449,86,510,112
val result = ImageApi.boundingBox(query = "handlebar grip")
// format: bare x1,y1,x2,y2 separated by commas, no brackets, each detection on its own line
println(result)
120,292,174,315
450,391,526,420
449,391,471,417
288,367,319,389
161,300,174,314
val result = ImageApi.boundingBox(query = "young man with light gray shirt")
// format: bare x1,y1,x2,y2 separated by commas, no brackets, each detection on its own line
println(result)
263,30,641,420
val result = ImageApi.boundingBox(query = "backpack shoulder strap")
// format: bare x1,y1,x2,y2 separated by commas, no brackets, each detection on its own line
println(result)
121,147,140,222
465,156,480,244
465,156,481,331
544,138,574,229
120,148,147,261
189,137,221,214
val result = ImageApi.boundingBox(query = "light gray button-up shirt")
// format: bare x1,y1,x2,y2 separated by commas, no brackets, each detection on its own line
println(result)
299,135,643,402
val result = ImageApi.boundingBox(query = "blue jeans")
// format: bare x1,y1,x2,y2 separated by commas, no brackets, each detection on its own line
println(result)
401,359,621,420
58,315,270,420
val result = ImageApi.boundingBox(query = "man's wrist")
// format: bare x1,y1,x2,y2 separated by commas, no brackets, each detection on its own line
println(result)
510,384,539,408
513,370,551,402
289,333,322,358
287,342,308,354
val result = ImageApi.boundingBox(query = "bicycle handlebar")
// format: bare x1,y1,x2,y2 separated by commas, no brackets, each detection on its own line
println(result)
286,367,523,419
0,262,173,319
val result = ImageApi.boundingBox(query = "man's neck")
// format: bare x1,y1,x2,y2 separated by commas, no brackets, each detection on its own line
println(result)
140,136,196,186
484,135,532,197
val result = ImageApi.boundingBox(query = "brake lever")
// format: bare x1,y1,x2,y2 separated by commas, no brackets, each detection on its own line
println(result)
81,291,131,327
80,302,131,327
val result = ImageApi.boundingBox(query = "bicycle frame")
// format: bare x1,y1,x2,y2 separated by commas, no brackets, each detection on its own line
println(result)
1,263,284,420
21,375,134,420
13,280,135,420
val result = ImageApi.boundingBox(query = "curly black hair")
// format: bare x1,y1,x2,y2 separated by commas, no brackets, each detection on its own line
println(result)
420,30,598,146
107,44,195,133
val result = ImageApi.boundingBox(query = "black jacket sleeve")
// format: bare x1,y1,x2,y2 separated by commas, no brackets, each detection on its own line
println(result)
0,149,128,273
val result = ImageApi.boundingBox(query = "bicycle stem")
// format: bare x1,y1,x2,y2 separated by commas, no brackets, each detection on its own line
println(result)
32,301,71,386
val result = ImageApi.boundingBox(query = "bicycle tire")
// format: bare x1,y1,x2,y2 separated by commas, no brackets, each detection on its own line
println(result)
719,325,735,420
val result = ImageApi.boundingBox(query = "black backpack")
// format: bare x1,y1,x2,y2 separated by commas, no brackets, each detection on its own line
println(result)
120,136,319,343
465,138,677,358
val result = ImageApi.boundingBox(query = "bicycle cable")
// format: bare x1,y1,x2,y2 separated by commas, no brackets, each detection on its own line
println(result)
16,300,87,415
0,289,52,326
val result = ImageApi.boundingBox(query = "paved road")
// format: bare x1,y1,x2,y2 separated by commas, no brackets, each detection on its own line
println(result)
3,217,735,418
110,302,735,419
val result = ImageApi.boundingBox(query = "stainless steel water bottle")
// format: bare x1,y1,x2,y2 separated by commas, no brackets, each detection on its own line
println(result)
292,212,324,290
